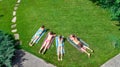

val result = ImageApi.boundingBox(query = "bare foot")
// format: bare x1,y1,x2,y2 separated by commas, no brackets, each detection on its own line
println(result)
91,50,94,53
58,59,60,61
88,53,91,58
61,58,62,61
29,43,33,46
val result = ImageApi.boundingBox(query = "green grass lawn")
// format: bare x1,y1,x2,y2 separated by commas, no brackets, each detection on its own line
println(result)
1,0,120,67
0,0,16,33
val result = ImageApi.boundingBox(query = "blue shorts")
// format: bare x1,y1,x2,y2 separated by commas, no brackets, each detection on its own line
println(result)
35,29,43,36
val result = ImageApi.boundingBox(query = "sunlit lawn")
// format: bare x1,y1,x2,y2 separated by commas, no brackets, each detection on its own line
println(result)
0,0,120,67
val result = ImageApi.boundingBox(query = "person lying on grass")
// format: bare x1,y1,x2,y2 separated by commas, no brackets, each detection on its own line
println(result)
39,32,56,54
29,25,45,46
57,35,64,61
69,34,93,57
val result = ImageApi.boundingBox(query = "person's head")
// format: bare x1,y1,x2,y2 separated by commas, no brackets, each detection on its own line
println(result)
70,34,75,38
59,35,62,40
70,34,75,40
49,31,53,35
72,34,75,38
41,25,45,28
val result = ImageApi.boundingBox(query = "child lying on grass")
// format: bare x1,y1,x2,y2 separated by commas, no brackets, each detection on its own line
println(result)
56,35,65,61
39,32,56,54
29,25,45,46
69,34,93,57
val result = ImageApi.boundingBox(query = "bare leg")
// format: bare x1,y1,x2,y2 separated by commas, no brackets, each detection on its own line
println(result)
60,47,63,61
29,41,32,46
30,39,33,44
81,48,90,58
83,46,93,52
32,36,39,44
39,47,44,53
29,38,34,46
57,47,60,61
39,42,46,53
29,37,36,46
42,42,49,54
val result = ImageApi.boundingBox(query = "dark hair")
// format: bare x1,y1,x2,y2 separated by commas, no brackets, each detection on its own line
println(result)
41,25,45,28
49,31,53,35
72,34,75,37
59,35,62,40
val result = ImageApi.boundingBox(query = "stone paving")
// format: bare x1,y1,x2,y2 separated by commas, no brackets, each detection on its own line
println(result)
11,0,20,40
101,53,120,67
12,50,56,67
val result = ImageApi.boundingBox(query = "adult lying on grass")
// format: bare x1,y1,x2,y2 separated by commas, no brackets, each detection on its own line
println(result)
69,34,93,57
56,35,65,61
39,32,56,54
29,25,45,46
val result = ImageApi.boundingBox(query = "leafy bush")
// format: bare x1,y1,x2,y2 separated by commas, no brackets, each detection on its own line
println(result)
90,0,120,21
0,31,15,67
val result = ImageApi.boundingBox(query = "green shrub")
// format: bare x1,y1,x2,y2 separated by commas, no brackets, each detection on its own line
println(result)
90,0,120,21
0,31,15,67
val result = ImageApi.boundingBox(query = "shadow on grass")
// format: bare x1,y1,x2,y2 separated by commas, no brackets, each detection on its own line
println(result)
115,22,120,26
46,29,49,32
14,40,22,49
89,0,98,3
115,22,120,30
0,15,4,18
89,0,99,5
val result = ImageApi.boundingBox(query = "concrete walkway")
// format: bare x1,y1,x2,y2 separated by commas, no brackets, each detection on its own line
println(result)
12,50,55,67
101,54,120,67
